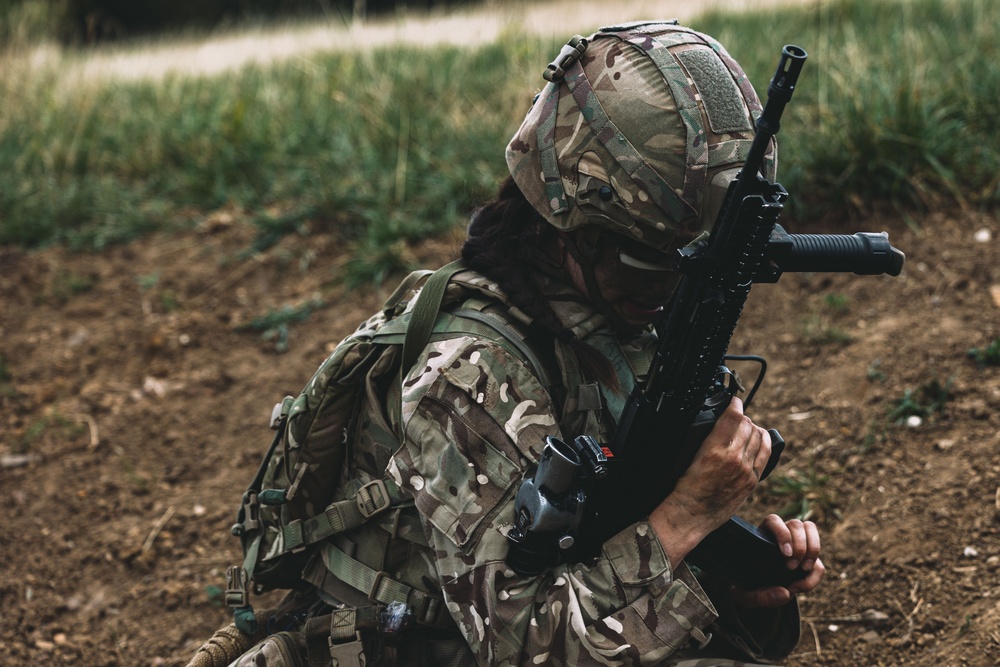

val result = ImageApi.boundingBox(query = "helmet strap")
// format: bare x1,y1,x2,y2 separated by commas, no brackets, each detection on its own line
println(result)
559,229,636,334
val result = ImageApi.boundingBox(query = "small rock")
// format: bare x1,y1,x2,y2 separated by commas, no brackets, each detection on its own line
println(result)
964,546,979,558
974,228,992,243
1,453,38,469
861,630,882,644
906,415,923,428
934,439,955,451
34,640,54,651
53,633,68,646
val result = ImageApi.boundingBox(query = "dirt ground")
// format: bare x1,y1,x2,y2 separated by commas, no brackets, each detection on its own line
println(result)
1,206,998,667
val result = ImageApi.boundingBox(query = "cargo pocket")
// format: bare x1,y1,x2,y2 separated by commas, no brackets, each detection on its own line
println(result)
405,386,522,549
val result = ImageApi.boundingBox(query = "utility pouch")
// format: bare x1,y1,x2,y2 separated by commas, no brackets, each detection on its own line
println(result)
229,632,309,667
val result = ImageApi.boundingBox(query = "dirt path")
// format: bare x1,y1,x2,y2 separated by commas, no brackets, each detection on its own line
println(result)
21,0,813,83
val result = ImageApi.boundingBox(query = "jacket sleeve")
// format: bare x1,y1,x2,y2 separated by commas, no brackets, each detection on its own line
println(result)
388,336,721,666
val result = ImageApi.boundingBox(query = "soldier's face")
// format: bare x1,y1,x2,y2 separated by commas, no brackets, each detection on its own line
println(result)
563,233,681,328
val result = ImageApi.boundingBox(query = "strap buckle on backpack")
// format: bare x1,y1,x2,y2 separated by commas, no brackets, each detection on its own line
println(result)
356,479,391,519
329,609,366,667
225,565,252,608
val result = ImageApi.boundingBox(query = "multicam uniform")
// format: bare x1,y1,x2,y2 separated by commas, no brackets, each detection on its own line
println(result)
298,269,800,666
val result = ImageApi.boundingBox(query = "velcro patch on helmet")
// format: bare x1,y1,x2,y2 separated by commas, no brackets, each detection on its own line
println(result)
677,48,752,135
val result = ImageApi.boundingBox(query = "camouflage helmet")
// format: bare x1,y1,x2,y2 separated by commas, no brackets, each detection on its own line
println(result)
506,21,776,252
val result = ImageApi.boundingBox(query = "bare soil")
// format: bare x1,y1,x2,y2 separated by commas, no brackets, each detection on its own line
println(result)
1,208,998,666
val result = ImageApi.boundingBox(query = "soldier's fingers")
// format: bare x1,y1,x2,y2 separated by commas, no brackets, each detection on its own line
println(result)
800,521,822,571
785,519,807,568
761,514,794,557
788,558,826,595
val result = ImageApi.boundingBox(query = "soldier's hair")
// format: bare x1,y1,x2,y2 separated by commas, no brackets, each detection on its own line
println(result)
462,177,619,391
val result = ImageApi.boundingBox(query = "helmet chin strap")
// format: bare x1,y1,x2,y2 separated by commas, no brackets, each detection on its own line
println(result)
559,229,638,335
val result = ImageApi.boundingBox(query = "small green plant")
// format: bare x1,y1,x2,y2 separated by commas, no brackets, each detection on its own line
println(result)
822,292,850,315
204,585,226,608
764,464,839,523
18,412,87,453
159,289,180,312
239,298,324,352
866,359,887,382
855,417,887,456
801,315,854,345
888,377,953,424
800,292,855,345
137,272,161,291
968,338,1000,367
118,451,151,495
48,270,95,304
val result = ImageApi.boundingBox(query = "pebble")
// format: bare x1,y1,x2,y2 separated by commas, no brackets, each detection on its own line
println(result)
905,415,922,428
861,630,882,644
974,228,992,243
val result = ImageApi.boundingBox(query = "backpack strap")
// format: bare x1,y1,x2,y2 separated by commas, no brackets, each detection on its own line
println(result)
401,259,467,374
278,478,421,553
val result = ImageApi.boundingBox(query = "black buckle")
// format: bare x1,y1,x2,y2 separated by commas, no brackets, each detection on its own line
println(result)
356,479,391,519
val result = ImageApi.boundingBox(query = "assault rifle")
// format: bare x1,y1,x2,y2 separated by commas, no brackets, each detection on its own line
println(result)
507,45,904,588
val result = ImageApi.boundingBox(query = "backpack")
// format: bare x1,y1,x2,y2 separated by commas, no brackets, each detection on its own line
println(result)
225,260,558,636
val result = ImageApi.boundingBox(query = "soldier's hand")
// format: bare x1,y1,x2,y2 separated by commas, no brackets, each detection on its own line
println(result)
650,398,772,567
730,514,826,608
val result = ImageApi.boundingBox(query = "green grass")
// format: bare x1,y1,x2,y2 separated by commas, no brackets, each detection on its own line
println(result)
968,338,1000,367
697,0,1000,220
887,377,953,424
763,462,839,523
2,0,998,281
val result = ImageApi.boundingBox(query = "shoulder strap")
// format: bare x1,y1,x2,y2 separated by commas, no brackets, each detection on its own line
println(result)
401,259,466,374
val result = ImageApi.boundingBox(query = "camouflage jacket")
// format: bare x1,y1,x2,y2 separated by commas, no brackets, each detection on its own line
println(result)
307,268,799,666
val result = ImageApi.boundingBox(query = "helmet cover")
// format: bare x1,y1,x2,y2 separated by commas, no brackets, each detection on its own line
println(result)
506,21,776,251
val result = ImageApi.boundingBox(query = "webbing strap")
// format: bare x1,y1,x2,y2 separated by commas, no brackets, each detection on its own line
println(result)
321,543,450,630
401,259,466,375
280,479,413,553
382,268,434,318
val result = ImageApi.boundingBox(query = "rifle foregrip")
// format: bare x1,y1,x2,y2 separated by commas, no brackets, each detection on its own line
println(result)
777,232,905,276
687,515,808,589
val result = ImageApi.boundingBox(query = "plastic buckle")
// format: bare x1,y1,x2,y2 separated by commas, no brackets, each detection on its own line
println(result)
356,479,391,519
368,571,389,603
414,594,435,626
224,566,251,608
328,632,365,667
543,35,589,83
241,491,260,531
